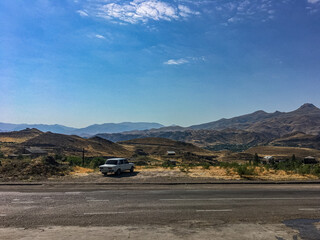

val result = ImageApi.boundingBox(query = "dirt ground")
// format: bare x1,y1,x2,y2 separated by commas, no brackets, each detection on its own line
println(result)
63,166,319,182
0,223,303,240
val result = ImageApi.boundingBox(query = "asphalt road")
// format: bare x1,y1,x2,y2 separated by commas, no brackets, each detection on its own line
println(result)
0,184,320,239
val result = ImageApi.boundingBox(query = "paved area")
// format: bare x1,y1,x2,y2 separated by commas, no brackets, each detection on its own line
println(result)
0,184,320,239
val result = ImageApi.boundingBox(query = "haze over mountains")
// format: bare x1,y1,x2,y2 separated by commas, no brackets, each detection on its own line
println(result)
0,122,164,136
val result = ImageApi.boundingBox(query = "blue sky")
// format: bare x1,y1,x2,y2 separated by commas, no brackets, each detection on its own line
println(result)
1,0,320,127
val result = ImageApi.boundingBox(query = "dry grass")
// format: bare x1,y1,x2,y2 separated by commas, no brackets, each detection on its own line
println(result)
69,166,94,176
252,166,318,181
0,137,30,143
135,165,319,180
246,146,320,158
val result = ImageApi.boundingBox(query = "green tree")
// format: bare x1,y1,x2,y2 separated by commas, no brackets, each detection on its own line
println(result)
253,153,260,165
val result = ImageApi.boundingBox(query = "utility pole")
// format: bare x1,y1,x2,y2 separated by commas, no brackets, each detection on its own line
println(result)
82,148,85,167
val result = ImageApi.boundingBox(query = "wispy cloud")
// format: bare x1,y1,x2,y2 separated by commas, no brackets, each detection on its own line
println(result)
308,0,320,3
77,10,89,17
164,58,189,65
307,0,320,14
95,34,106,39
78,0,199,24
164,56,205,65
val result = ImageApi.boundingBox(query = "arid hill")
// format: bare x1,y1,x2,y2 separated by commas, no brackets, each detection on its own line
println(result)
189,103,320,136
270,132,320,149
245,146,320,159
97,104,320,150
98,129,276,149
22,132,131,157
0,128,43,143
0,129,131,157
119,137,214,156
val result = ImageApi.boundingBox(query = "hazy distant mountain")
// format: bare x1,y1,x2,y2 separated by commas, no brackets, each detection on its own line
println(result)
71,122,164,136
0,122,164,136
0,123,76,134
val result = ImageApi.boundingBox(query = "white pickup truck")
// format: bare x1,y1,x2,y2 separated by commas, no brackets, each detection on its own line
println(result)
99,158,134,176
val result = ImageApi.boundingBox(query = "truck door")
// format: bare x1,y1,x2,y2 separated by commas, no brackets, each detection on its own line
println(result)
119,160,125,171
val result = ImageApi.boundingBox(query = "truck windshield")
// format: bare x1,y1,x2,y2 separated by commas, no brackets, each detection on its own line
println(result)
106,160,118,165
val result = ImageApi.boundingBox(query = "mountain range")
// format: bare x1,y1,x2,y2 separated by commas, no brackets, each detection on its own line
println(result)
1,103,320,150
0,122,164,136
96,104,320,150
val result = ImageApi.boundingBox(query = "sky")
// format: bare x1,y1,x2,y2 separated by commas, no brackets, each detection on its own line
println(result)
1,0,320,128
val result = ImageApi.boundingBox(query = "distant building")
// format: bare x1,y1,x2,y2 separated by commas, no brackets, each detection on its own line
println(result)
262,156,274,164
167,151,176,156
303,156,318,164
8,154,19,159
24,147,47,158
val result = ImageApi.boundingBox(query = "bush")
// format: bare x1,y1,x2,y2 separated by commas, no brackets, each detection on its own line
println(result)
253,153,260,165
135,161,148,166
219,162,240,169
201,162,211,170
43,156,58,166
161,160,176,168
88,157,105,169
236,164,256,177
66,156,82,166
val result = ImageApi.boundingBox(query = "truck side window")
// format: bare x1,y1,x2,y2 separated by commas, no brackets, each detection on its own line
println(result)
124,159,128,164
119,160,124,164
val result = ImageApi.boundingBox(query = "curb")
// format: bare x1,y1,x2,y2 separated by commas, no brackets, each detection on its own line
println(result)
0,181,320,186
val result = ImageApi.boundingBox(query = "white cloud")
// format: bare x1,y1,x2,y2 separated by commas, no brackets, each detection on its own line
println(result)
163,56,205,65
95,34,106,39
77,10,89,17
308,0,320,4
84,0,199,24
164,58,189,65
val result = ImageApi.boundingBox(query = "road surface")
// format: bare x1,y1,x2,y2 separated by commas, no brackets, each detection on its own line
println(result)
0,183,319,239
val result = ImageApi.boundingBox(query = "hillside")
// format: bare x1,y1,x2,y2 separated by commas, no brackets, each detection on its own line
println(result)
245,146,320,159
247,104,320,135
270,132,320,149
22,132,131,157
96,103,320,150
98,129,276,149
119,137,214,156
189,110,281,130
0,128,43,143
189,103,320,136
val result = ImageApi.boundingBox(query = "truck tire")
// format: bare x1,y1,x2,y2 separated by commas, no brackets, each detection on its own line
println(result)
130,167,134,173
115,169,121,176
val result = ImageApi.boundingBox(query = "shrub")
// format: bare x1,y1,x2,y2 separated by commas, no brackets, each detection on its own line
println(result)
135,161,148,166
161,160,176,168
253,153,260,165
66,156,82,166
236,164,256,177
202,162,211,170
43,156,58,166
88,157,105,169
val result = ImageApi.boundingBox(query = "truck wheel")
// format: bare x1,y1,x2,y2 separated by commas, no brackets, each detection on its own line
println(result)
115,169,121,176
130,167,134,173
103,173,108,176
